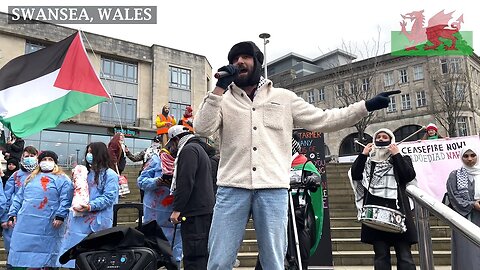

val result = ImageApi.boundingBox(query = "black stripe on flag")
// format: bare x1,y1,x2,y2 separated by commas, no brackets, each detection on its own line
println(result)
0,32,77,91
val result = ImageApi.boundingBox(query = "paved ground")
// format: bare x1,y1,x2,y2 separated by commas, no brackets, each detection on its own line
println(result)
235,267,451,270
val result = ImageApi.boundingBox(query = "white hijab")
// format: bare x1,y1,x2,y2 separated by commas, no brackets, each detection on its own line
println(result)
370,128,396,162
460,145,480,199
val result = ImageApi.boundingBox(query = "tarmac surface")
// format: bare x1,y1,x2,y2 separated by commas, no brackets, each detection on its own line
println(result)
235,267,451,270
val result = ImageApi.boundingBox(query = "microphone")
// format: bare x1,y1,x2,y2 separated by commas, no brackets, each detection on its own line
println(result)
214,65,239,79
214,71,230,79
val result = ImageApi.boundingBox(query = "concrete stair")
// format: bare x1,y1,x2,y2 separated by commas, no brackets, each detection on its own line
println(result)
235,163,452,268
324,163,451,267
0,164,452,268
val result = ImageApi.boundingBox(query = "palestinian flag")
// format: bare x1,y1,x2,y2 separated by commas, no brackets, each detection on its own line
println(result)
0,31,110,138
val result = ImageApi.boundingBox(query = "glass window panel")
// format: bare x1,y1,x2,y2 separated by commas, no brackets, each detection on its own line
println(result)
90,135,111,145
134,138,151,150
23,132,41,141
103,59,111,75
40,141,68,165
69,144,86,166
23,140,40,150
69,133,88,144
114,61,124,76
41,130,68,142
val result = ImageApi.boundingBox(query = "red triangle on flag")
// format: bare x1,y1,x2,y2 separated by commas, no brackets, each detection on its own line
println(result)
54,32,110,98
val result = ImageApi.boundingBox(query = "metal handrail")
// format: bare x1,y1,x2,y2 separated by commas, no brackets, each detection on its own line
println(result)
406,184,480,270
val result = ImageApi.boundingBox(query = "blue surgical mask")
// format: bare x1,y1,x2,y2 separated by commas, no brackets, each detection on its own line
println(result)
86,153,93,164
22,156,37,167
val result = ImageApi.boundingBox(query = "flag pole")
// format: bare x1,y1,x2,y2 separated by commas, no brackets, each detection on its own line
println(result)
80,30,124,130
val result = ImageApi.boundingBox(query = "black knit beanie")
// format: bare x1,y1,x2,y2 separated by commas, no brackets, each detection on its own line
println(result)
227,41,264,87
38,150,59,164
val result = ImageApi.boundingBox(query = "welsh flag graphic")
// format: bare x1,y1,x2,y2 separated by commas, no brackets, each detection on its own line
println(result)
0,31,110,137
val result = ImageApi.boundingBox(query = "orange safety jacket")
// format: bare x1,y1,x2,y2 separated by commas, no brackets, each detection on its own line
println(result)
156,114,176,135
180,117,194,132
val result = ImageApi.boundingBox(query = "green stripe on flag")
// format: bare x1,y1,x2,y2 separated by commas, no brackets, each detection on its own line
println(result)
391,31,473,56
0,91,106,138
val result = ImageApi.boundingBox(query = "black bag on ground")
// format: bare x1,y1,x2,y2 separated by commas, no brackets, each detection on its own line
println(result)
60,202,178,270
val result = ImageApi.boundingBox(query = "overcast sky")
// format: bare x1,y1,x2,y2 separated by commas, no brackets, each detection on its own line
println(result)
1,0,478,73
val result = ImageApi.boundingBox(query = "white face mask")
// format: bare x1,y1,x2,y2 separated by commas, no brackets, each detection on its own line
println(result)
39,161,55,172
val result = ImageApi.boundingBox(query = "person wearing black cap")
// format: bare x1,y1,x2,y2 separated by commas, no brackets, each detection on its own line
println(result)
2,158,19,187
194,41,401,269
7,150,73,269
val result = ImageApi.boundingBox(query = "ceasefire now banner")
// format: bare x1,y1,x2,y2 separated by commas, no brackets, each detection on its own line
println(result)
398,135,480,202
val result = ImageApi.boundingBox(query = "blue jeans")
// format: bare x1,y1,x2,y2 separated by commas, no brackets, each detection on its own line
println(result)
207,187,288,270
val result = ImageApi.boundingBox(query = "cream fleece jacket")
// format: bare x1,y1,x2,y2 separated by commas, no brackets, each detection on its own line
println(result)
194,80,368,189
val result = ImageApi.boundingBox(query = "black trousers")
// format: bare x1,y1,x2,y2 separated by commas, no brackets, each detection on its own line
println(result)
373,241,415,270
181,214,213,270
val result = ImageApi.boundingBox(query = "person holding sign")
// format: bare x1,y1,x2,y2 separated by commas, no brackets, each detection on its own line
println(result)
445,144,480,270
194,40,400,270
349,128,417,270
421,123,444,140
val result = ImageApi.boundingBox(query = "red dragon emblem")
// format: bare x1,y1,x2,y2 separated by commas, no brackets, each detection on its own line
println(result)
400,10,464,51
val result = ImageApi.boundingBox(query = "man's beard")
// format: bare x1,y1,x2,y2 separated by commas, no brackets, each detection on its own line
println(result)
234,72,254,87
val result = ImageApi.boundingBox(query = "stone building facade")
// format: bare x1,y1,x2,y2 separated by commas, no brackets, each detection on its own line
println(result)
0,12,212,166
268,51,480,161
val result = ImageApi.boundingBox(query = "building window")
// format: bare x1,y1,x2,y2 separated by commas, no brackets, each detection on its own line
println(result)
441,59,448,74
413,65,424,80
25,41,46,54
384,72,394,87
100,96,137,126
336,83,345,97
169,103,188,122
401,94,411,110
455,84,465,100
101,58,138,83
387,96,396,112
399,69,408,84
457,117,468,136
350,81,358,93
24,130,152,167
416,91,427,107
307,90,315,104
361,78,370,91
169,66,191,90
451,58,461,73
169,66,192,121
394,125,424,142
339,133,373,156
319,87,325,101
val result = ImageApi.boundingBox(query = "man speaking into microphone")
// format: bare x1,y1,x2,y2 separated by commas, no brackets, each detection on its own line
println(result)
194,41,399,269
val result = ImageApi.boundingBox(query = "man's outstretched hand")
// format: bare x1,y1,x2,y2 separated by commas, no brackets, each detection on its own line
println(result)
365,90,401,112
216,65,239,90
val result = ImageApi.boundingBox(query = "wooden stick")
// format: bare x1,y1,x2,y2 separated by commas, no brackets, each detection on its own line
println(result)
397,126,426,145
354,139,367,148
354,126,426,148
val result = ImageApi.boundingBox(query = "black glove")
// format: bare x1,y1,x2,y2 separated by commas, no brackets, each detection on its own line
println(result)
365,90,401,112
216,65,239,90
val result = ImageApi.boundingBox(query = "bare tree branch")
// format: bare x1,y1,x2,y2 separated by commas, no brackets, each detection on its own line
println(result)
427,56,470,137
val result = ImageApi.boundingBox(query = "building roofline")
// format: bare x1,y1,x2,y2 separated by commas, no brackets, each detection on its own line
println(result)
312,48,357,62
0,11,211,68
267,52,314,66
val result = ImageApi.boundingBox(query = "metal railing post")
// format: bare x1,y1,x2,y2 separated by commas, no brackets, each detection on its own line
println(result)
414,201,434,270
